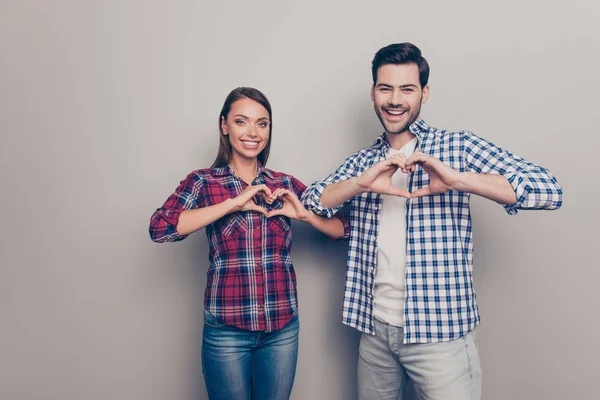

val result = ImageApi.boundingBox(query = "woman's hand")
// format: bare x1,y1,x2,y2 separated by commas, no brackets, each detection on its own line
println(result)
230,184,272,216
266,189,310,221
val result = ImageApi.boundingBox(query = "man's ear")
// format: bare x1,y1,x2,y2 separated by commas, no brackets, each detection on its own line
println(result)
421,85,430,104
370,85,375,101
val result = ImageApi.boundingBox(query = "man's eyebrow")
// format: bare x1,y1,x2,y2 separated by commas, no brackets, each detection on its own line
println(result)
375,83,419,88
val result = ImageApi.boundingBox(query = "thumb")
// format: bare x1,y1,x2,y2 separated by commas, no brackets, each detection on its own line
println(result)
267,209,284,218
410,187,432,198
386,188,411,198
248,204,269,216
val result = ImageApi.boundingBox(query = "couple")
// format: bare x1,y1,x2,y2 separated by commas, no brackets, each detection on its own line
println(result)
149,43,562,400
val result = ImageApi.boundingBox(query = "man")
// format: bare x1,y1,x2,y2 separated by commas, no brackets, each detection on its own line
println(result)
301,43,562,399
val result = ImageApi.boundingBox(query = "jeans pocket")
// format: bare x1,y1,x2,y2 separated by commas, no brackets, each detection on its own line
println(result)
204,309,227,328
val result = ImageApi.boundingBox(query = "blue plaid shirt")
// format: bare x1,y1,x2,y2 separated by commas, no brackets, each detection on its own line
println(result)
301,119,562,343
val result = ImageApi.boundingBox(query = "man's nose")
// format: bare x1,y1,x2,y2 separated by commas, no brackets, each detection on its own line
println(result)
389,89,402,106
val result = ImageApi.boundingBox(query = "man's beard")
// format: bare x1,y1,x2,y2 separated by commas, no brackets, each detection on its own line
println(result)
374,100,422,135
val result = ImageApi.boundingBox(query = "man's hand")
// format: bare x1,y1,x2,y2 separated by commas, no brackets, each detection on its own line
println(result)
404,152,461,197
357,154,411,198
267,189,310,221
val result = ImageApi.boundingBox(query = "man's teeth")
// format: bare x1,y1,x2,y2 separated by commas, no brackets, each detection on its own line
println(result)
387,109,405,115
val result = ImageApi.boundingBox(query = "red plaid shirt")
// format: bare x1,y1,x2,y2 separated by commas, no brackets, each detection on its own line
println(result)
149,164,348,332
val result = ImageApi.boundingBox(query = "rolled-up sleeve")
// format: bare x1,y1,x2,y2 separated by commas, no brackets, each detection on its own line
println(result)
300,154,359,219
149,171,204,242
292,176,350,240
462,131,563,215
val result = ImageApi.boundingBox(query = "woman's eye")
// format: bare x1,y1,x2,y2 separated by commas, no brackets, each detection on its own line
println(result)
235,120,245,125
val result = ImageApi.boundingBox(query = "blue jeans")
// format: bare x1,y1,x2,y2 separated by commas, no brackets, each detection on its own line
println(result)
201,310,299,400
358,318,482,400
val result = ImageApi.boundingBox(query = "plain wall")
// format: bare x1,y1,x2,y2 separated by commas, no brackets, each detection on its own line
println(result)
1,0,599,399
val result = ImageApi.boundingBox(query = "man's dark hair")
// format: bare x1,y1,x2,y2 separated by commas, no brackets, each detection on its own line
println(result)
371,43,430,88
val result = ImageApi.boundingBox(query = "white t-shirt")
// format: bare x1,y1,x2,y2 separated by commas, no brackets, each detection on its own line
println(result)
373,137,418,327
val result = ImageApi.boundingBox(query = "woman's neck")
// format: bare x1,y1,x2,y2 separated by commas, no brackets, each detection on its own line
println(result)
229,156,259,185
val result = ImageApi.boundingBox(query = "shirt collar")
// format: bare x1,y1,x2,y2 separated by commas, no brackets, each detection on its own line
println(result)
211,162,274,180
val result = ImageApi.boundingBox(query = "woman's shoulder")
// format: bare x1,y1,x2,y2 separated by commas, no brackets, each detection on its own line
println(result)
188,167,230,179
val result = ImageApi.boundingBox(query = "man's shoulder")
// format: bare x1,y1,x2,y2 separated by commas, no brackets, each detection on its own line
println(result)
423,124,468,140
343,137,385,162
420,124,478,148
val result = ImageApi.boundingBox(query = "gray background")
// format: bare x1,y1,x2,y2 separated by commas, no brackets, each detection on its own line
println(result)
1,0,598,399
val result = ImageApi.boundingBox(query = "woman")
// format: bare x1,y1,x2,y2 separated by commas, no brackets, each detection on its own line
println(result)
149,87,348,400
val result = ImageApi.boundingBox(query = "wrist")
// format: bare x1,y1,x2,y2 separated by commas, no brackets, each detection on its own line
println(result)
353,176,368,194
297,209,312,223
454,172,473,193
223,198,239,213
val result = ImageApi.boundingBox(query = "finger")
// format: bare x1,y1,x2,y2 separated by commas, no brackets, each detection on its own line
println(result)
410,187,432,198
275,189,294,198
376,158,398,170
269,188,285,202
402,164,417,174
250,184,272,197
266,188,281,203
385,188,411,198
390,153,407,163
266,209,283,218
279,189,305,209
388,156,406,169
405,153,429,167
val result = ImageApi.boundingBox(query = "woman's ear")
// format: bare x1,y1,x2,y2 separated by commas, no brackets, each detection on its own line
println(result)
221,116,228,135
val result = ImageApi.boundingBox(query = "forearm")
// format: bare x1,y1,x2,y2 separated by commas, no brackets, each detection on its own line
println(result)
456,172,517,205
321,177,363,209
301,211,346,239
177,199,236,235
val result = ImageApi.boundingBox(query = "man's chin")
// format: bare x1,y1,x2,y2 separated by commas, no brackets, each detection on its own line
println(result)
384,124,409,135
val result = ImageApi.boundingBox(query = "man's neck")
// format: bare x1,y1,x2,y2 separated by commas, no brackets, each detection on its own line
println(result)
385,131,416,150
